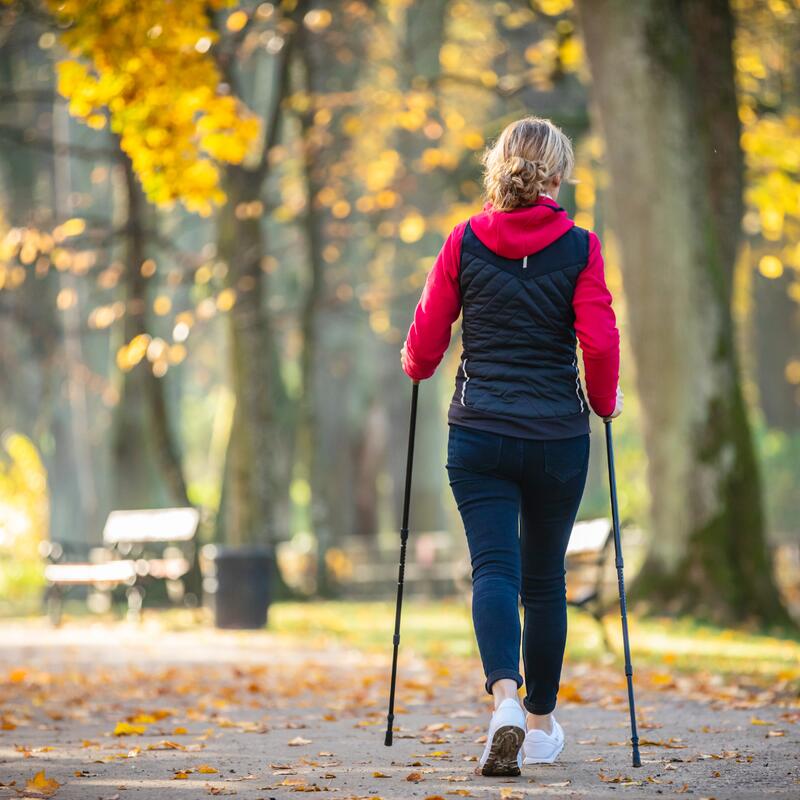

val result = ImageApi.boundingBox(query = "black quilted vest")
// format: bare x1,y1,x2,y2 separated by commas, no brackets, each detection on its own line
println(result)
447,219,591,440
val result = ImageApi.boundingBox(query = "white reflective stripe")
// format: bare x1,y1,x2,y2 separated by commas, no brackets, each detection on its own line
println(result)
573,358,584,413
460,358,469,405
522,255,528,269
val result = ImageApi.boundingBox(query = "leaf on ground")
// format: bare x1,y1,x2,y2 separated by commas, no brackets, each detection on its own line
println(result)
372,771,390,778
598,771,640,785
767,730,785,737
406,771,424,782
147,740,185,750
280,777,308,786
112,721,147,736
543,780,571,787
288,735,312,746
174,770,191,780
558,682,585,702
750,716,773,725
8,668,27,682
25,770,61,797
639,737,687,748
197,764,219,774
650,673,676,687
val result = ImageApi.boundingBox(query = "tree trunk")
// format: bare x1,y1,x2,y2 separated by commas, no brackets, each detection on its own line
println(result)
576,0,790,625
386,0,451,535
212,8,303,551
112,154,190,510
216,165,286,546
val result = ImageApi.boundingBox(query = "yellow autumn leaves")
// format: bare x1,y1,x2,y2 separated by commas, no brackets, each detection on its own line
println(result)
25,770,61,797
47,0,260,216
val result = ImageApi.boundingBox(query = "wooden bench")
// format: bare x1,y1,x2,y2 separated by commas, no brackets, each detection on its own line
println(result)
43,507,200,626
565,518,615,646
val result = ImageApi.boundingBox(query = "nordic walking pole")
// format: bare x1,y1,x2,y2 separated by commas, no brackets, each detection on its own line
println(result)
604,418,642,768
384,380,420,747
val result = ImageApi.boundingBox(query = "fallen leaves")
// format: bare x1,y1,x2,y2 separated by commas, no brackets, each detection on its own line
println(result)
558,681,585,702
147,740,185,750
25,770,61,797
288,735,313,746
112,721,147,736
639,737,688,748
598,770,642,786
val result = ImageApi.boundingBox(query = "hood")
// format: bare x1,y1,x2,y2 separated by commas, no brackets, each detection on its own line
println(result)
469,196,575,260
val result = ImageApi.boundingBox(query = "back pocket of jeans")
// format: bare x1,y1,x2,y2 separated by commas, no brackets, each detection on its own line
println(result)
447,425,502,472
543,435,589,483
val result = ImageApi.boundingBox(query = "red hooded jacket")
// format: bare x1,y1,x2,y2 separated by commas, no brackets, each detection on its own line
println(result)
402,196,620,419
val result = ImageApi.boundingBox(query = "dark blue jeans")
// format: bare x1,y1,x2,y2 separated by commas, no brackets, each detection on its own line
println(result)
446,423,590,715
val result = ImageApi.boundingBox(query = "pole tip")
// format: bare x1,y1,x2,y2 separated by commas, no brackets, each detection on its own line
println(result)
384,729,393,747
632,749,641,768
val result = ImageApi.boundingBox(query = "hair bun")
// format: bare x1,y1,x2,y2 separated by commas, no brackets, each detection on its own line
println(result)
482,116,574,210
506,155,532,176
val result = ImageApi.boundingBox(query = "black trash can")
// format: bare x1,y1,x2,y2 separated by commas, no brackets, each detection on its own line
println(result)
202,545,274,629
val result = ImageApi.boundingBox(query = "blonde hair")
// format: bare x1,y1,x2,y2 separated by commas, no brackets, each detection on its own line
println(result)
482,117,575,211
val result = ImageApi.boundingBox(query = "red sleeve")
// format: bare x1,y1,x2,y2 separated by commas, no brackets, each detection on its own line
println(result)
573,231,620,417
402,221,466,381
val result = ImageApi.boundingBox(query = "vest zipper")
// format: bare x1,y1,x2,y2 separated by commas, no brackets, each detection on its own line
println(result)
460,358,469,406
522,255,528,269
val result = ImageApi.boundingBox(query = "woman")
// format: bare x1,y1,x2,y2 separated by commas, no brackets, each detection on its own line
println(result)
400,117,622,776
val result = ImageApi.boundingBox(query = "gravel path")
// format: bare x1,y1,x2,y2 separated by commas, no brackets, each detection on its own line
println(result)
0,618,797,799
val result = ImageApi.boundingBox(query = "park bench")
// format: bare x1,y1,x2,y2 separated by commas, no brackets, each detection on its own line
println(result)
564,518,616,645
42,507,200,626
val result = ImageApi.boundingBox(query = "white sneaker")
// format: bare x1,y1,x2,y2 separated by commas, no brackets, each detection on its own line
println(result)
479,698,526,776
523,716,565,764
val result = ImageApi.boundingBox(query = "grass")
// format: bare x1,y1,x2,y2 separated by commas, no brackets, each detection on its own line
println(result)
13,597,800,687
267,599,800,684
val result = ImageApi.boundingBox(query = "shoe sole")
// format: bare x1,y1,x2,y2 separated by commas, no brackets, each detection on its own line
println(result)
523,736,564,765
481,725,525,777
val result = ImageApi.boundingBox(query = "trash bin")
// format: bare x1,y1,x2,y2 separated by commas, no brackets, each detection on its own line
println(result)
201,545,273,629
